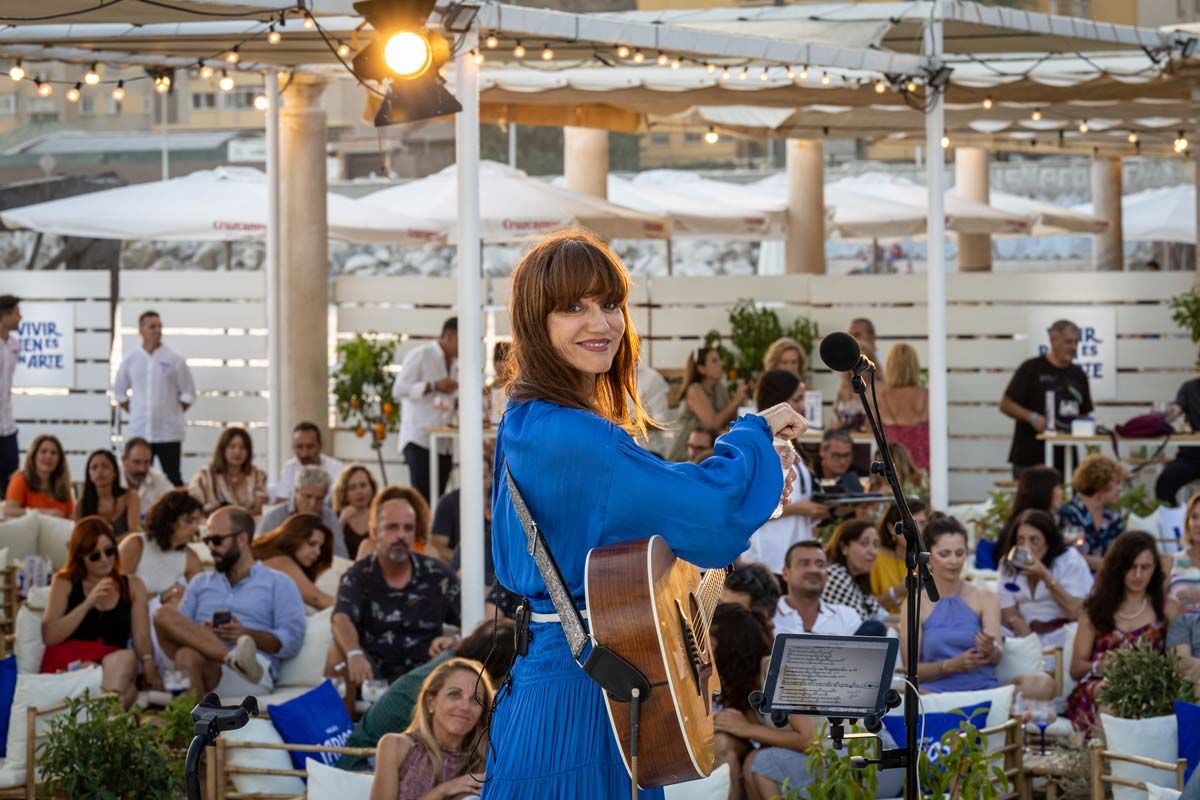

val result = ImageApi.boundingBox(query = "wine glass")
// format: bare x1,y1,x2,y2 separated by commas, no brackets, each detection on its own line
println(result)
1027,699,1056,755
1002,546,1032,594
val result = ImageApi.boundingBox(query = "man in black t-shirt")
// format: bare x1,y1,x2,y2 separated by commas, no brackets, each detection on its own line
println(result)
1156,369,1200,503
999,319,1093,477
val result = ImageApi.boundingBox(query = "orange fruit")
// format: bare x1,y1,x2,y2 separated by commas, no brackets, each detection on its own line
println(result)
373,422,387,440
354,426,366,438
349,397,360,409
382,402,395,416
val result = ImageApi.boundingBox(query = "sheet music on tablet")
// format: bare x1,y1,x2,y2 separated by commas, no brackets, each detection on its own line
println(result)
762,634,898,719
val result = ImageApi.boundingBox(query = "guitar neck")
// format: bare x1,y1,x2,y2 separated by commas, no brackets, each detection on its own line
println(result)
695,565,732,639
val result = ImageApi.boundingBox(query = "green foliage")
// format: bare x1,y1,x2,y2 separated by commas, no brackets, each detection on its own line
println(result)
155,690,198,751
1100,642,1196,719
974,488,1014,544
1170,287,1200,344
918,713,1008,800
778,723,878,800
1116,483,1160,522
332,334,400,450
38,692,184,800
704,299,818,382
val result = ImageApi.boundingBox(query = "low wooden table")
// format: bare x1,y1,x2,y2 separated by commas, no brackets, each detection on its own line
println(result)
1021,746,1079,800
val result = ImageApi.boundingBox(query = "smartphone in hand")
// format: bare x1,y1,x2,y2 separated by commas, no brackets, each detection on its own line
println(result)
212,610,232,627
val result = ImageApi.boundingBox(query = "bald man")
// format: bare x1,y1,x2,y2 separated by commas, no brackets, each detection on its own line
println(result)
154,506,306,694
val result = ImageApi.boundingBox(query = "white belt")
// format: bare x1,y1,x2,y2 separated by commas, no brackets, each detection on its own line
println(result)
529,609,590,624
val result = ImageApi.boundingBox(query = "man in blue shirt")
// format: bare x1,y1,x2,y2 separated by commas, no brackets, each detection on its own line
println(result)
154,506,306,695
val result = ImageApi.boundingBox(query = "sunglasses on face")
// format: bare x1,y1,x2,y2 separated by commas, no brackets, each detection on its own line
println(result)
87,546,117,563
202,532,238,548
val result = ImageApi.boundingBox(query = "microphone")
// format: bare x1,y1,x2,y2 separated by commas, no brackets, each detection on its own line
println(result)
819,332,875,374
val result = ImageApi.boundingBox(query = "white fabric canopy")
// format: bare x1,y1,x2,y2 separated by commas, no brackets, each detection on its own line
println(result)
1075,184,1195,244
986,190,1108,236
361,161,670,242
0,166,443,244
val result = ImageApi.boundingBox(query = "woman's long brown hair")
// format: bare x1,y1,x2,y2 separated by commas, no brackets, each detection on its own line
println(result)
251,512,333,582
500,228,660,438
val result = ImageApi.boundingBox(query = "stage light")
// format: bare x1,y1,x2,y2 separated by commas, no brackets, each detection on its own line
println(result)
704,127,719,144
268,26,282,45
385,31,434,76
8,61,22,81
111,80,125,101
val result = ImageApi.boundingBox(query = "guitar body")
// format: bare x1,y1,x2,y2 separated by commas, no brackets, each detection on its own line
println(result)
584,535,722,788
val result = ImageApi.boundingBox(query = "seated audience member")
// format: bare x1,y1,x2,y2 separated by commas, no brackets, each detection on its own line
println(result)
822,519,883,622
368,657,492,800
268,421,345,505
870,500,928,615
76,449,139,536
763,336,806,377
121,437,173,513
774,541,882,637
188,426,268,516
721,562,782,626
812,429,863,497
252,513,334,610
1168,494,1200,611
866,442,926,504
119,489,205,604
744,371,829,574
685,427,717,465
431,441,496,579
1155,365,1200,504
4,433,73,518
831,343,878,433
1068,530,1180,734
998,509,1093,649
1058,454,1126,571
876,344,929,470
1170,610,1200,699
258,466,345,558
337,619,515,772
154,506,306,695
710,602,813,800
331,486,461,686
355,484,431,560
666,346,746,462
636,361,672,458
993,465,1064,569
41,517,157,708
332,464,377,561
901,514,1052,698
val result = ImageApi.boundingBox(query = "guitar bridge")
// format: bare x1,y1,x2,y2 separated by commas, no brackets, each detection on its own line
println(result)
675,602,703,697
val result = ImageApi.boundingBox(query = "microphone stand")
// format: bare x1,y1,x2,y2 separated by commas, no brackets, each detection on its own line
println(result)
850,367,938,800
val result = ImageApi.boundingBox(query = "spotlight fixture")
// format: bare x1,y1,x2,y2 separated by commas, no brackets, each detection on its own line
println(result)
111,80,126,101
616,44,630,59
512,40,526,59
226,47,240,64
485,33,499,49
8,61,22,81
66,82,81,103
540,44,554,61
656,51,669,66
267,25,282,44
704,127,719,144
219,71,235,92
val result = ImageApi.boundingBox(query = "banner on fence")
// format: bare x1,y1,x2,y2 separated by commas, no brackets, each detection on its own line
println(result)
14,302,75,388
1026,306,1116,401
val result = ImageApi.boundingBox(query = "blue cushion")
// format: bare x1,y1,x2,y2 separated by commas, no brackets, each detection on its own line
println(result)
882,700,992,770
0,656,16,757
975,539,998,571
267,680,354,771
1175,700,1200,783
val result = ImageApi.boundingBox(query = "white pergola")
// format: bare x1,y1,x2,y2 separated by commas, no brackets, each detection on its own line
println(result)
1,0,1198,629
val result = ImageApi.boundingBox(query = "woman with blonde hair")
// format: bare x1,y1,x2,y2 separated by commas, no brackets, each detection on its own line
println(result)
4,433,73,517
332,464,377,560
369,657,493,800
763,336,806,377
1058,453,1127,571
1167,493,1200,611
666,346,747,462
252,513,334,610
876,343,929,470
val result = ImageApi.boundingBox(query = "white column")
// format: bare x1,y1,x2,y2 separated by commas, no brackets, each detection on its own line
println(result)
1195,161,1200,273
955,147,991,271
1091,155,1124,271
925,6,948,511
563,126,608,200
278,79,330,441
785,138,825,274
456,35,485,634
265,71,282,480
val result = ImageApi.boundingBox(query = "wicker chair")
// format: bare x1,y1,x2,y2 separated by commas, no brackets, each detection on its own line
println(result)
1088,738,1187,800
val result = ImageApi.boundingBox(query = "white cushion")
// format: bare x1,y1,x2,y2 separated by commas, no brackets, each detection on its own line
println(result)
305,757,374,800
5,667,104,778
663,763,731,800
316,557,352,598
0,762,26,789
35,515,73,569
1148,785,1183,800
0,514,40,563
1060,622,1078,699
996,633,1044,685
277,606,332,688
891,685,1015,752
1100,713,1179,800
13,600,46,675
222,718,306,796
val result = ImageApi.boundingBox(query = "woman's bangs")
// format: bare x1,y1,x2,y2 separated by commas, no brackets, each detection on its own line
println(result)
544,238,628,311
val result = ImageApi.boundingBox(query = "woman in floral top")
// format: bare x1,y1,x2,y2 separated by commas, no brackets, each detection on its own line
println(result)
1057,454,1126,572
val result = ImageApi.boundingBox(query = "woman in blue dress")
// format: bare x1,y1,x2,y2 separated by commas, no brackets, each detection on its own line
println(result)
482,229,806,800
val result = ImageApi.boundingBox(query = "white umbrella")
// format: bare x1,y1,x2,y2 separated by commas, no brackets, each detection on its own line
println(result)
1075,184,1194,244
0,166,444,245
754,172,930,239
979,190,1108,236
362,161,670,242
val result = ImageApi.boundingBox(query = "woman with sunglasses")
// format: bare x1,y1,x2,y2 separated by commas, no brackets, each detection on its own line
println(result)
41,516,158,708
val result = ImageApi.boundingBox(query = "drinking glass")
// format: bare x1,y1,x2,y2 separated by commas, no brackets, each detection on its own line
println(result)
362,679,388,704
770,439,796,520
1028,699,1056,755
1002,546,1033,594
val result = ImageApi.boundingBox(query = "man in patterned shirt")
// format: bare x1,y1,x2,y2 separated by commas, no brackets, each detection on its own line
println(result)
331,485,460,684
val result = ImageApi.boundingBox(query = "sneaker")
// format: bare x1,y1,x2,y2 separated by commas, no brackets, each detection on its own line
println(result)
225,635,263,685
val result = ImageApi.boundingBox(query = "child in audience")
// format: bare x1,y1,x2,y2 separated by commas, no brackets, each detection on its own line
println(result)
369,658,492,800
252,513,335,610
4,433,73,518
76,449,139,537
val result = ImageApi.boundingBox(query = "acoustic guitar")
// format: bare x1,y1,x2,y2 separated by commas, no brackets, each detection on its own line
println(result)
583,535,730,787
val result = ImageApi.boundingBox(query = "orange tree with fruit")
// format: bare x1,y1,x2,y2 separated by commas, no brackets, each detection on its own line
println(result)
332,333,400,481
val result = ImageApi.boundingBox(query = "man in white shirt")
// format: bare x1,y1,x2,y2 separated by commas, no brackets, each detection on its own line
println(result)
121,436,173,512
773,541,880,637
268,422,345,504
392,317,457,505
113,310,196,486
0,295,20,496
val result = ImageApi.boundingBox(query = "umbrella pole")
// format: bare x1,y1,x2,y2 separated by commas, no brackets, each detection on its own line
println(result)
666,237,673,276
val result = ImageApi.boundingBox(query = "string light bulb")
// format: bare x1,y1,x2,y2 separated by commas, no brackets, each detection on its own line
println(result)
111,80,125,101
704,63,715,74
8,61,23,81
267,25,282,44
1175,131,1189,153
226,47,240,64
1127,131,1138,144
799,65,809,80
512,40,526,59
485,33,499,49
703,127,719,144
738,67,748,80
786,66,795,79
1078,119,1088,133
35,78,51,97
632,49,644,64
66,82,81,103
199,64,214,80
616,44,630,58
253,94,268,111
760,67,770,81
721,67,731,80
820,71,831,85
84,64,100,86
656,51,669,66
1031,108,1042,121
873,79,887,93
540,44,554,61
336,42,351,58
472,49,484,65
154,75,171,94
219,70,234,92
303,11,315,29
940,135,950,149
671,57,682,70
982,95,993,110
906,79,918,92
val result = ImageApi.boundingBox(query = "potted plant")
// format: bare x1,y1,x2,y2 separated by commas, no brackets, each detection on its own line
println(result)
1170,287,1200,343
1100,642,1196,719
704,299,818,385
332,333,401,481
38,691,184,799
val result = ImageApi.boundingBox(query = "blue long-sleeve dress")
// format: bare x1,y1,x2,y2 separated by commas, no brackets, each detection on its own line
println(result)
480,398,783,800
